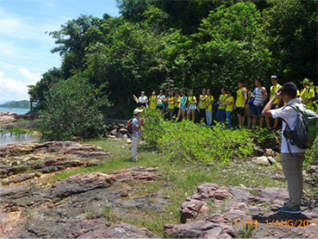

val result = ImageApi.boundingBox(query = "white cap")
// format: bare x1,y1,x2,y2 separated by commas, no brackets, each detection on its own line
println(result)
134,109,143,115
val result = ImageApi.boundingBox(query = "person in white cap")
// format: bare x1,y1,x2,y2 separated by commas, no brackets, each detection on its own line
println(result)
131,108,145,162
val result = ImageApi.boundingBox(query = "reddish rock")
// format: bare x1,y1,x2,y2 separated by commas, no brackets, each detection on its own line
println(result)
214,188,233,200
10,173,35,183
181,199,207,222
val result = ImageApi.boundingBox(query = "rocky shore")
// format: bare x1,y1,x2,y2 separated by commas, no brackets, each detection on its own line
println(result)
1,141,318,238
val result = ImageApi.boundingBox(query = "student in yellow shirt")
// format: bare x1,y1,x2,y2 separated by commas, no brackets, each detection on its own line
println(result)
174,91,181,121
300,78,315,108
187,90,197,122
220,90,234,128
149,91,157,110
234,80,247,128
167,90,175,120
243,85,253,129
265,75,282,130
205,89,214,126
198,89,207,124
216,88,227,125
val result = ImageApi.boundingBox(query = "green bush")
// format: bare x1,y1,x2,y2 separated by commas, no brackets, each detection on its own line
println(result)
142,107,255,164
142,107,166,145
157,121,254,164
37,74,111,140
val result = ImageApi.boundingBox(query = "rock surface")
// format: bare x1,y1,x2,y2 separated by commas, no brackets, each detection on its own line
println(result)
167,183,318,238
0,141,113,183
0,167,165,238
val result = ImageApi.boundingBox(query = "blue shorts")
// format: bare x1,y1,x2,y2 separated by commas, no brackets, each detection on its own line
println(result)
189,104,196,110
217,109,226,122
252,105,264,117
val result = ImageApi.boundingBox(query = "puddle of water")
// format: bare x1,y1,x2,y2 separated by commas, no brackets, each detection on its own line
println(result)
0,134,39,146
119,196,129,200
148,197,163,202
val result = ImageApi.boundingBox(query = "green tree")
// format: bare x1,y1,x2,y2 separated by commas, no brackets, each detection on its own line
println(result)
38,74,111,140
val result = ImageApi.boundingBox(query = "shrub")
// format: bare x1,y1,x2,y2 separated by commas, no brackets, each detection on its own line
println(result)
142,107,166,145
156,120,254,164
37,74,111,140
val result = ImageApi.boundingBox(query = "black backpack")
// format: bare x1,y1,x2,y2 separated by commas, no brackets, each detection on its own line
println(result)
282,104,318,154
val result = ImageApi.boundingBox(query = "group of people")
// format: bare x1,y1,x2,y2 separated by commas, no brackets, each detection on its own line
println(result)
135,76,317,129
131,81,314,215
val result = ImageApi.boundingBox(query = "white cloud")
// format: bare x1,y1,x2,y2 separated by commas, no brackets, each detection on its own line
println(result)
0,71,29,101
18,68,43,85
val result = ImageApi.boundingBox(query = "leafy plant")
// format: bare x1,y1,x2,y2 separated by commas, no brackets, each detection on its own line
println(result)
157,120,254,164
37,74,111,140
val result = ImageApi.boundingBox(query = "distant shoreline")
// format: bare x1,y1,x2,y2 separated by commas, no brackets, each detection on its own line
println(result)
0,107,30,115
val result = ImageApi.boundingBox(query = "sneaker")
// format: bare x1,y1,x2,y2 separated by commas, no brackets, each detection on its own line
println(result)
278,205,301,214
131,158,139,162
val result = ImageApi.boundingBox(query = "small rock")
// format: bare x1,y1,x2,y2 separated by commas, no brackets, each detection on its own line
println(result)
254,156,271,166
253,145,264,156
126,139,132,144
110,129,117,135
267,156,277,164
121,191,128,197
2,178,10,185
265,148,274,157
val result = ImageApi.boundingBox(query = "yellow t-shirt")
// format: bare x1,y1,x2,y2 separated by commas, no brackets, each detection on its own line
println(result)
149,96,157,109
206,95,214,110
245,91,252,109
175,96,181,108
218,94,227,109
225,96,234,112
199,95,207,109
168,96,175,109
236,88,246,107
300,87,315,107
188,96,197,105
270,84,281,104
297,90,300,97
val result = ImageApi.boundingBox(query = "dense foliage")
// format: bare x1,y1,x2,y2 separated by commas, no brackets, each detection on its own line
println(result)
0,100,30,109
142,107,254,164
37,74,111,140
29,0,317,118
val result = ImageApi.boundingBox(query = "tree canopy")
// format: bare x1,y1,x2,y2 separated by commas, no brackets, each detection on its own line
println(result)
30,0,317,118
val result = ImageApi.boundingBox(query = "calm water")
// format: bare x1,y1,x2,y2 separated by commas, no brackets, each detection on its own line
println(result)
0,107,29,114
0,134,40,147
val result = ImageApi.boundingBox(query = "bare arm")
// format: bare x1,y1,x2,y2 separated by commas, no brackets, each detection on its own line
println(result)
259,87,268,106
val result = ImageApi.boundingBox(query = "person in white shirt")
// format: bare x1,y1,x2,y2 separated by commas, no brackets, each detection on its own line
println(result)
138,91,148,107
262,82,305,214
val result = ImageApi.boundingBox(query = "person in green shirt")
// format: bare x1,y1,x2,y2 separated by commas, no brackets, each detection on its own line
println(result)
300,78,315,108
220,90,234,128
197,89,207,124
216,88,227,125
265,75,282,130
205,89,214,126
149,91,157,110
187,90,197,122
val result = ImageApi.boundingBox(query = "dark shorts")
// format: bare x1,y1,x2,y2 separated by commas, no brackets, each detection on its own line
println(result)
236,107,245,116
271,104,277,110
156,106,164,110
252,105,264,117
199,109,206,118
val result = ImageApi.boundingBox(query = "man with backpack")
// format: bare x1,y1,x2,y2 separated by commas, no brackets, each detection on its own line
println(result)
262,82,318,214
130,109,145,162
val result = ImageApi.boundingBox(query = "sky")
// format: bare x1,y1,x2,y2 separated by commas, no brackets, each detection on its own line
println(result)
0,0,119,103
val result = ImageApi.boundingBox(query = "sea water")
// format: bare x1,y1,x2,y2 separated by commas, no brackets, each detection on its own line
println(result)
0,107,29,115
